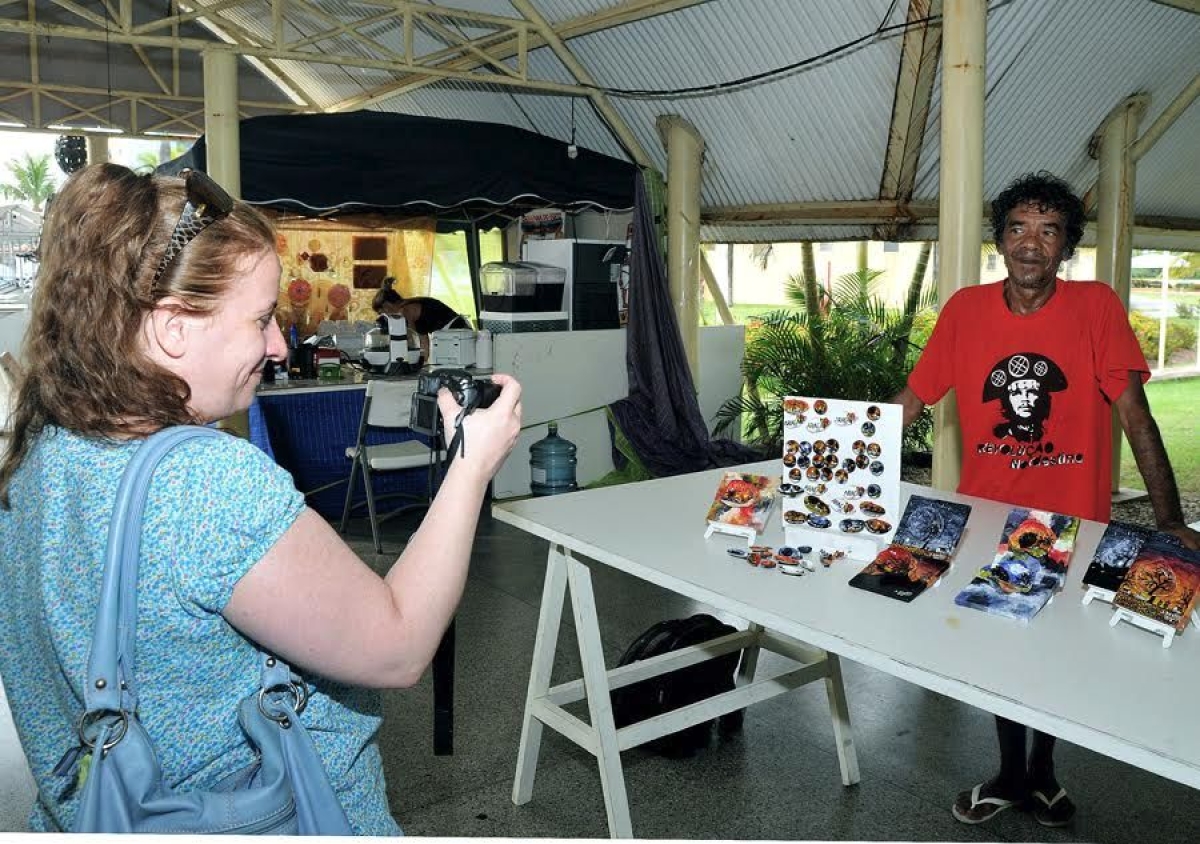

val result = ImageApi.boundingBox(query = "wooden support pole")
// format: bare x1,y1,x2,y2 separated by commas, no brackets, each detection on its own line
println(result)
1093,95,1147,495
657,115,705,377
931,0,986,493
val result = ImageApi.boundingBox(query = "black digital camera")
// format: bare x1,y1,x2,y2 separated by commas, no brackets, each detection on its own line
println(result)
409,368,502,437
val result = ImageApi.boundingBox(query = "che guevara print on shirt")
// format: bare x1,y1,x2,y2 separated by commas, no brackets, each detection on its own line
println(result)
982,353,1068,444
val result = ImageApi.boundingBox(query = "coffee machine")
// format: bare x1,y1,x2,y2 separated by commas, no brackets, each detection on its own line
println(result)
362,313,421,373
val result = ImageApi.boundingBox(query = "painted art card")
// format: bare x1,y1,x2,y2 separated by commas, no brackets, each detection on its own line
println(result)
849,546,953,603
706,472,779,536
953,508,1081,622
1111,534,1200,633
889,496,972,559
780,396,902,547
849,496,973,602
1082,521,1154,595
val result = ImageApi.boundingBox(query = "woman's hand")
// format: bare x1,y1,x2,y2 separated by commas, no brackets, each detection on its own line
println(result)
228,373,524,688
437,373,522,485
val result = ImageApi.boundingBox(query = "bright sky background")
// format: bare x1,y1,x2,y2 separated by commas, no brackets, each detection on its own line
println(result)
1,129,187,190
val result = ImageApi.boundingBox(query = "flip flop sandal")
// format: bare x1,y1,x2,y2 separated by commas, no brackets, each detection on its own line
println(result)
951,783,1019,825
1032,787,1076,827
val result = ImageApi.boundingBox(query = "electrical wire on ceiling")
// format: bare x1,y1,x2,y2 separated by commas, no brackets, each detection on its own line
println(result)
571,0,1014,101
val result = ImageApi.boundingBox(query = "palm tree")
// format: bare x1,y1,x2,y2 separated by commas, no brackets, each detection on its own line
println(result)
1,153,57,211
133,140,190,174
713,266,935,457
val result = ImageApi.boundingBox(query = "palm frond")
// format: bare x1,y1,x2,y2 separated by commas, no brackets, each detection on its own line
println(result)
717,261,934,457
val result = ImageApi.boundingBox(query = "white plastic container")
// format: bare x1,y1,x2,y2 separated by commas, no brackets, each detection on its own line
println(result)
475,328,493,370
481,261,566,313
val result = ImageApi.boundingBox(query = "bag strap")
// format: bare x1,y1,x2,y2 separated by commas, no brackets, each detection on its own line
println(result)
84,426,299,714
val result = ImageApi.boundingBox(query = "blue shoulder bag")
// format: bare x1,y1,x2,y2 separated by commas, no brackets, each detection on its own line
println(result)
68,426,352,834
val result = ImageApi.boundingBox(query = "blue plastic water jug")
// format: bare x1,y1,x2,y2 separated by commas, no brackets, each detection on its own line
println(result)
530,421,578,496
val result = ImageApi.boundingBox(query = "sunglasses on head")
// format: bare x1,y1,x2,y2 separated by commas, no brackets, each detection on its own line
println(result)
151,168,236,285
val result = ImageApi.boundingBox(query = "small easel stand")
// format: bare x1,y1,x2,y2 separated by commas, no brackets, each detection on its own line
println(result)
705,521,757,548
1081,586,1116,607
1108,609,1200,650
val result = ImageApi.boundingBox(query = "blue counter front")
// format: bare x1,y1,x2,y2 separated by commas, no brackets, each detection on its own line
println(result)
256,376,431,521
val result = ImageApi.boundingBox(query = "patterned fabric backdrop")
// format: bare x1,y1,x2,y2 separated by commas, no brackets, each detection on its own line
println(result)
270,216,436,336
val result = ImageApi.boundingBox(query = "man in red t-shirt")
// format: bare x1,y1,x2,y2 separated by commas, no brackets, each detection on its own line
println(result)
893,171,1200,828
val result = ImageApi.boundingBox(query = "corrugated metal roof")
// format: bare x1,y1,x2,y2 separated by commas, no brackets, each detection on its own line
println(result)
5,0,1197,243
915,0,1200,207
1137,99,1200,219
553,0,906,206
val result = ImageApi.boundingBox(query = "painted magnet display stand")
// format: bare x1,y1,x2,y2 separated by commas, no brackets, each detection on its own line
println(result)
1109,608,1200,650
704,522,757,546
1082,586,1116,607
1080,521,1155,609
779,396,902,561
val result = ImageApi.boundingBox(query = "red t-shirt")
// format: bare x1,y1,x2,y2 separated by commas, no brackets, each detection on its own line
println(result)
908,280,1148,522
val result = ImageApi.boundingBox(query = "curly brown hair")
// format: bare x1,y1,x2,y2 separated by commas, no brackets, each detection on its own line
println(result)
991,171,1086,261
0,163,276,507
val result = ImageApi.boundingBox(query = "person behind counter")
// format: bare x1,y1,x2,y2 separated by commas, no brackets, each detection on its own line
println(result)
892,170,1199,829
0,164,522,834
372,276,471,363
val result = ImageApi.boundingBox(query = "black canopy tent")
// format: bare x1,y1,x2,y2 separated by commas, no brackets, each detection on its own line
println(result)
159,111,637,226
160,111,637,316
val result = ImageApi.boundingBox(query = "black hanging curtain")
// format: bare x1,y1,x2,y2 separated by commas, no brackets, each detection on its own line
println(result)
608,171,760,477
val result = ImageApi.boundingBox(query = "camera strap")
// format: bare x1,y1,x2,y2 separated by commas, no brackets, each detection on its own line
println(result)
446,408,469,462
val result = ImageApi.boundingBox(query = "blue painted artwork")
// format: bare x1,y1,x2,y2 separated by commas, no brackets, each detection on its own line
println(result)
890,496,972,558
954,508,1081,622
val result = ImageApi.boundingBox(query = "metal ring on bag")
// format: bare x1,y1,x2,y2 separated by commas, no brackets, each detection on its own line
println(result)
256,681,308,727
77,710,129,752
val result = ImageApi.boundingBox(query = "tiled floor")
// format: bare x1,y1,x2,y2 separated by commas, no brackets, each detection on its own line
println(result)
354,508,1200,842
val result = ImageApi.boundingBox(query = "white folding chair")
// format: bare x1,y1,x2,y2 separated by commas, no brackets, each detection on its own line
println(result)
339,379,441,554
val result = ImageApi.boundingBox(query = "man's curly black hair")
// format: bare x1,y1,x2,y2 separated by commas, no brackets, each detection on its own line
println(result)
991,171,1086,261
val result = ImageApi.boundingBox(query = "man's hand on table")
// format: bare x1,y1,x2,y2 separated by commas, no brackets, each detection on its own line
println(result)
1160,522,1200,551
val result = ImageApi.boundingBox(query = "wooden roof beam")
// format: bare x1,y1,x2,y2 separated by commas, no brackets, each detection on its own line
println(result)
1150,1,1200,13
703,200,942,227
328,0,708,112
875,0,943,240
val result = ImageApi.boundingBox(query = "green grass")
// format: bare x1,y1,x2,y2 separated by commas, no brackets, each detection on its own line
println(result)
699,301,782,325
1121,376,1200,497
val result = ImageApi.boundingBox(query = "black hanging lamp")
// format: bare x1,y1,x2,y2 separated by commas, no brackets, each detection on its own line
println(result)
54,135,88,175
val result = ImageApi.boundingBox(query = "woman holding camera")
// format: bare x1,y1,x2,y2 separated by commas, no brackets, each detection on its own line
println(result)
0,164,522,833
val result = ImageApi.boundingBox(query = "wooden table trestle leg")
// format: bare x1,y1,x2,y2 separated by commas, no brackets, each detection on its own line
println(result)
823,651,860,785
512,543,570,808
737,621,765,685
565,553,633,838
510,544,634,838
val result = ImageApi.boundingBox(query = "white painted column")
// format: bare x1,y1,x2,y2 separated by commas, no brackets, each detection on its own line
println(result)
931,0,986,493
86,134,109,166
1093,95,1146,494
202,49,248,438
202,49,241,198
656,114,704,378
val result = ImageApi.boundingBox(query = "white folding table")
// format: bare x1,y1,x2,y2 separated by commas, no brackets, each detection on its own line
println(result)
493,459,1200,838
